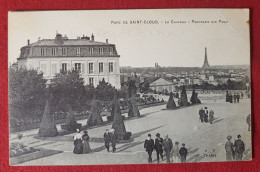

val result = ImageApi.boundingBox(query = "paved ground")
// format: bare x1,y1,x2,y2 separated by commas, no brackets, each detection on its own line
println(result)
11,96,252,165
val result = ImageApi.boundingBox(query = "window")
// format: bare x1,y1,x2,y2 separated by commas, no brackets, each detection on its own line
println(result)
109,48,113,55
99,63,103,73
62,63,67,71
99,48,103,55
51,48,56,56
40,63,47,74
76,47,81,56
89,63,93,74
109,62,113,73
40,48,45,56
90,48,94,55
89,77,94,85
75,63,81,71
51,63,57,75
62,48,67,56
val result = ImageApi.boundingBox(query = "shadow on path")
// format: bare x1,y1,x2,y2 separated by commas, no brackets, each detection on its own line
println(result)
212,118,224,124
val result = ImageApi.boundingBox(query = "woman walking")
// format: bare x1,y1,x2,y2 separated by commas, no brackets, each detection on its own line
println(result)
73,129,83,154
82,130,92,154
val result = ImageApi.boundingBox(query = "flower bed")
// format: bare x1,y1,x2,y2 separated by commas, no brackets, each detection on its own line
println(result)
10,142,40,158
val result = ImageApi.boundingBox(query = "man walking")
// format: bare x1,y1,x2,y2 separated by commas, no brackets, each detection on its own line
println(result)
179,143,188,163
234,135,245,160
154,133,163,163
144,134,154,163
163,135,173,163
204,107,209,123
246,114,251,131
225,135,234,161
104,129,111,152
171,142,180,163
199,108,204,123
110,129,117,153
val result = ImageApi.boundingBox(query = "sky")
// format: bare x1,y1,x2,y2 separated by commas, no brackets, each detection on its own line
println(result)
8,9,250,67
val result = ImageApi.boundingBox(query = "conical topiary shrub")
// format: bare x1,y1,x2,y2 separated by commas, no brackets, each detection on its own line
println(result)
111,92,127,140
166,92,177,109
87,94,103,126
62,104,81,132
38,97,58,137
128,96,140,117
180,85,188,106
190,88,201,104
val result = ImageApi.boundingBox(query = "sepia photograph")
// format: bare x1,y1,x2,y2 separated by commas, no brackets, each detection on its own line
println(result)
8,9,251,165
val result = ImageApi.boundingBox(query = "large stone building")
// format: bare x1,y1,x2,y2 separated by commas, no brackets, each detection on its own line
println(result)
17,33,121,89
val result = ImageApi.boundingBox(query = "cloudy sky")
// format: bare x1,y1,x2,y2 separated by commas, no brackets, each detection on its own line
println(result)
8,9,250,67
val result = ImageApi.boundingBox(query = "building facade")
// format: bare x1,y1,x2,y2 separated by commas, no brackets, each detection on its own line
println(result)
149,78,176,93
17,33,121,89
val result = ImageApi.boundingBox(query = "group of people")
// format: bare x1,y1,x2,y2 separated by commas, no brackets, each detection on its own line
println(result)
226,92,242,103
144,133,188,163
73,129,92,154
225,134,245,161
199,107,215,124
104,129,118,153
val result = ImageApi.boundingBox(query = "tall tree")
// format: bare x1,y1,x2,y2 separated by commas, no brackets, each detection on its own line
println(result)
180,85,188,106
50,69,85,112
87,94,103,126
9,68,47,119
166,92,177,109
190,88,201,104
128,96,140,117
111,91,127,140
38,94,58,137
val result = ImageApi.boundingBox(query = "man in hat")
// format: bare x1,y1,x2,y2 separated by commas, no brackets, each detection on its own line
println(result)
179,143,188,163
163,135,173,163
199,108,204,123
144,134,154,163
234,135,245,160
204,107,209,123
104,129,111,152
110,129,117,153
154,133,163,163
246,114,251,131
225,135,234,161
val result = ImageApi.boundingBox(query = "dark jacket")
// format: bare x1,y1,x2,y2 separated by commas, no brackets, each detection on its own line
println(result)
104,132,111,142
234,139,245,153
163,138,173,152
144,139,154,152
179,147,188,157
154,137,163,152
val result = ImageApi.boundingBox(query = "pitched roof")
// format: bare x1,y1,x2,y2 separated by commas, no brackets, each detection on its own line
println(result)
23,39,114,48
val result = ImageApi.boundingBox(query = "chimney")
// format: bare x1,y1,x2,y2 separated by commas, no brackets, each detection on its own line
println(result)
27,39,30,45
91,33,94,41
106,39,108,43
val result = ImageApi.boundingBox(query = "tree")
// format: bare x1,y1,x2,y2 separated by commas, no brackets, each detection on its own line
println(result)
38,94,58,137
128,96,140,117
111,91,127,140
9,68,47,119
87,94,103,126
62,104,82,132
166,92,177,109
180,85,188,106
50,70,85,112
95,78,116,102
190,88,201,104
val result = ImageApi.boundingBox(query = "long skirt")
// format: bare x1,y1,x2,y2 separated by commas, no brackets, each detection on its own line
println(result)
73,139,83,154
83,141,92,153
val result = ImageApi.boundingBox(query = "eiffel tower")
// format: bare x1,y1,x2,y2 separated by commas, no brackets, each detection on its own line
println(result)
202,47,210,68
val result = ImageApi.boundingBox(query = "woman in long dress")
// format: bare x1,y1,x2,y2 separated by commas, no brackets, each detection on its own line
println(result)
73,129,83,154
82,130,92,153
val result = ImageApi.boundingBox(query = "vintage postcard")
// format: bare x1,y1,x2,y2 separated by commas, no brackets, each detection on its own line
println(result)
8,9,251,165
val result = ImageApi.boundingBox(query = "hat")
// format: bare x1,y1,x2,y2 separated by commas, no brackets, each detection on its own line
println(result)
148,134,151,137
156,133,160,137
84,130,88,134
76,129,80,133
227,135,232,140
111,129,115,133
204,107,208,109
182,143,185,146
237,135,241,138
